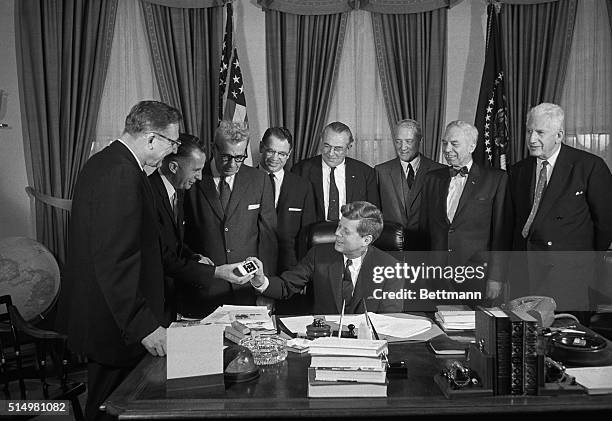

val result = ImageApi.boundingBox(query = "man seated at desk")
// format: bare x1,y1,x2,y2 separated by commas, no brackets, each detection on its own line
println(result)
248,201,404,314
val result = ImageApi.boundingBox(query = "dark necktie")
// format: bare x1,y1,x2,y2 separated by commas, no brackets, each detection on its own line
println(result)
522,160,549,238
449,166,469,177
269,172,276,207
219,176,231,211
406,163,415,189
342,259,354,305
328,167,340,221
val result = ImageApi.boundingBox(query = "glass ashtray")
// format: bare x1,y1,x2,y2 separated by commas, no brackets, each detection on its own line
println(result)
239,335,288,366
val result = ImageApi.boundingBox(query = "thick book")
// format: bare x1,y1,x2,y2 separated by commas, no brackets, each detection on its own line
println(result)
506,310,524,395
314,368,387,384
476,307,511,395
310,355,386,370
512,309,538,395
308,338,388,357
307,368,387,398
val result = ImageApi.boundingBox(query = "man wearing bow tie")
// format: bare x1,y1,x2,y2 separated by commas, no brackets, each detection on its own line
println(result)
420,121,512,303
508,103,612,313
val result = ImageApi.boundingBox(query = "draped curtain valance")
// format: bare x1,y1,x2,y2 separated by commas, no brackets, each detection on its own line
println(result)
142,0,226,8
257,0,459,15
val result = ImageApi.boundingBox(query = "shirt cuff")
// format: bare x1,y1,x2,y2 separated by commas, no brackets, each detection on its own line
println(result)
252,276,269,293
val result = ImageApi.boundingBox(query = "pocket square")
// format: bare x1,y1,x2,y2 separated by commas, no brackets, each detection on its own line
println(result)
288,207,302,212
575,190,584,196
247,203,260,210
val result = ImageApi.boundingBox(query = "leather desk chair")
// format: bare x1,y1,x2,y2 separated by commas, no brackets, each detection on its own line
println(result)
306,220,405,252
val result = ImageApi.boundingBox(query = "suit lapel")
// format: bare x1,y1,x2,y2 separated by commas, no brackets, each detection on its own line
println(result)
199,163,225,221
176,190,186,243
351,248,372,313
311,157,325,217
390,159,407,214
277,172,290,213
345,158,356,202
454,163,480,221
408,155,433,209
328,254,344,313
533,145,572,226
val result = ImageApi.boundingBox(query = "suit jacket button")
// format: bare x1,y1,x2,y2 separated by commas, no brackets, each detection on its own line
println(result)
448,228,455,233
224,227,229,232
226,249,231,253
547,241,552,246
448,248,453,252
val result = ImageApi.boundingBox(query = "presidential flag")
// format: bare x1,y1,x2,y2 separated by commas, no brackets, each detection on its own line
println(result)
474,2,509,170
219,1,247,123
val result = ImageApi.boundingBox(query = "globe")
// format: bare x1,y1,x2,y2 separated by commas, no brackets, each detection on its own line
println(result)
0,236,60,322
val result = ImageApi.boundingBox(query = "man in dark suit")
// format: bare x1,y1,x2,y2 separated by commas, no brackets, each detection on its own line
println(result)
292,121,379,222
376,119,445,250
248,201,404,314
56,101,181,420
508,103,612,312
258,127,316,272
182,121,278,317
149,134,256,322
420,121,511,303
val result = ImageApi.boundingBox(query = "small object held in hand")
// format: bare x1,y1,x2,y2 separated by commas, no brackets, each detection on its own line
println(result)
234,260,258,276
306,318,331,340
347,324,356,338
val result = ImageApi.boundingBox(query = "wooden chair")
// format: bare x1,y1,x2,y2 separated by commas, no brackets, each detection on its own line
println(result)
25,186,72,212
0,294,85,420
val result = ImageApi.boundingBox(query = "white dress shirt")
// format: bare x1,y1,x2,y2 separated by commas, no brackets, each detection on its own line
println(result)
446,160,473,222
322,159,346,220
400,154,421,178
211,158,236,193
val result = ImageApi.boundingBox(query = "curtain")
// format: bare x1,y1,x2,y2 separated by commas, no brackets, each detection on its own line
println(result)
327,10,394,167
560,0,612,170
141,0,223,156
94,0,160,156
16,0,118,265
371,6,448,161
500,0,577,163
263,8,348,166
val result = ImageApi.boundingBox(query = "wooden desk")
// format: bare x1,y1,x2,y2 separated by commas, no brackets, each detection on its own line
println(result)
104,339,612,419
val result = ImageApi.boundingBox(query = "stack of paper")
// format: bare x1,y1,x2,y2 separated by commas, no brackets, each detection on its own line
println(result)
434,307,475,332
307,337,388,398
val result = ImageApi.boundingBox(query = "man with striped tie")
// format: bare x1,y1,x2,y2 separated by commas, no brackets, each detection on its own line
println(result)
508,103,612,314
182,122,277,317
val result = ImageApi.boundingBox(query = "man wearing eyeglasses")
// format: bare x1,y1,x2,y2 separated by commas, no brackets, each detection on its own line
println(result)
182,121,277,317
258,127,316,273
376,119,445,252
57,100,181,420
292,121,379,222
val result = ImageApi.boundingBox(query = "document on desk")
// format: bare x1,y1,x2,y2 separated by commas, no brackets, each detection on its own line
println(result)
201,305,276,332
565,366,612,395
280,313,432,341
167,323,224,380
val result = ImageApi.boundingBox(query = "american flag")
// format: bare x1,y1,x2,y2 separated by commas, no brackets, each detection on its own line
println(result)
219,1,247,123
474,2,509,170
